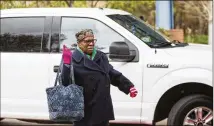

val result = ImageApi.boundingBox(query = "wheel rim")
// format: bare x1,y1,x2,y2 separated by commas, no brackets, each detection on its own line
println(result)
183,106,213,126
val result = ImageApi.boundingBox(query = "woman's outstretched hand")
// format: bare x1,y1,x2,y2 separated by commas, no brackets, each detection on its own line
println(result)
130,86,138,98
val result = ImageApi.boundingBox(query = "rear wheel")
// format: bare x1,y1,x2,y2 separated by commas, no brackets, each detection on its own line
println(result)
167,94,213,126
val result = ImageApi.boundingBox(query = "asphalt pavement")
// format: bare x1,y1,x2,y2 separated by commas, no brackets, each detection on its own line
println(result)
0,119,167,126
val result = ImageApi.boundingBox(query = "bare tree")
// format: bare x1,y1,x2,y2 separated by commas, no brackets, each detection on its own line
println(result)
182,1,212,21
174,1,212,43
187,1,213,45
208,1,213,45
90,0,99,7
201,1,213,45
23,1,26,7
64,0,73,7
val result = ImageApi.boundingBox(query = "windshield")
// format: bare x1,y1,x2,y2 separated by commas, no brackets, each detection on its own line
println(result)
107,14,172,48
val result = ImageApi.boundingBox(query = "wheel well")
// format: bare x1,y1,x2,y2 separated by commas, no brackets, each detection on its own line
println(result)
153,82,213,123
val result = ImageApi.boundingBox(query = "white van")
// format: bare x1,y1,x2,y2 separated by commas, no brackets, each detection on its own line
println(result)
0,8,212,126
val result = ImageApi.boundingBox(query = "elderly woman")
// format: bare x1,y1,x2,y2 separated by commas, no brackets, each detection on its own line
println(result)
61,29,138,126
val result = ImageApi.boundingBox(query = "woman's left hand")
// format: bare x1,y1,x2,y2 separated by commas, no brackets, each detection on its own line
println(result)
129,86,138,98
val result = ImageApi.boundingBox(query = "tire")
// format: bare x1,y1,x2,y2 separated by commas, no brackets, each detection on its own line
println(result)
0,118,4,121
167,94,213,126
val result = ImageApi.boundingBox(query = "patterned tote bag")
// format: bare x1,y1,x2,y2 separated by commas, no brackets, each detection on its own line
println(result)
46,56,84,122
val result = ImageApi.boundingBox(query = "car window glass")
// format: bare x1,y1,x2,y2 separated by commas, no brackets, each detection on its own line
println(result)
0,17,45,52
60,17,126,53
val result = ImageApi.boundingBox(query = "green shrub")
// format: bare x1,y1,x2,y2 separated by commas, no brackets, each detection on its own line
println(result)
184,35,208,44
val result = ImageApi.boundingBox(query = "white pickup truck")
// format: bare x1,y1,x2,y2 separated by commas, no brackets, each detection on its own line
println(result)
0,8,212,126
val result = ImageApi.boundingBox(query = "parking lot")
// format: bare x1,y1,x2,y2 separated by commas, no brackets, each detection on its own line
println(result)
0,119,167,126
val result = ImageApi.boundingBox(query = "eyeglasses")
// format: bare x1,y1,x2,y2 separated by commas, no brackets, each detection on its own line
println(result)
82,39,97,44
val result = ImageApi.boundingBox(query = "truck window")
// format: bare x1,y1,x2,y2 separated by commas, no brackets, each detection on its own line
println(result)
107,14,172,48
0,17,45,52
59,17,127,53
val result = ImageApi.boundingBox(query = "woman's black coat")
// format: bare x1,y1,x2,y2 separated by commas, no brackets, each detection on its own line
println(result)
61,49,134,125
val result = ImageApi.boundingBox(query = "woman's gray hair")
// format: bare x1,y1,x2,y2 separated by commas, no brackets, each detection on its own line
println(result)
75,29,94,42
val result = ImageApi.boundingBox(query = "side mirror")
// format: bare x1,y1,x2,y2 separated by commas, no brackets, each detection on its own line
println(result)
109,41,136,62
